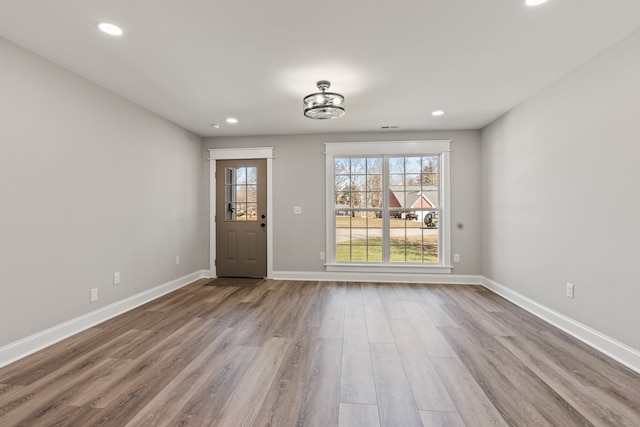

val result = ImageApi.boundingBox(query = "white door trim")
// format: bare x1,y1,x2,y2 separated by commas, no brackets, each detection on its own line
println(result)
208,147,274,279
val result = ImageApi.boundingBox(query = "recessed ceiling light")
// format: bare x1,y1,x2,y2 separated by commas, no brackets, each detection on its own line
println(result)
525,0,548,6
226,118,238,124
432,110,445,117
210,123,220,129
97,22,123,36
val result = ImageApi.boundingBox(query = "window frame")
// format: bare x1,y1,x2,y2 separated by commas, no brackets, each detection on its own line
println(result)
325,140,452,274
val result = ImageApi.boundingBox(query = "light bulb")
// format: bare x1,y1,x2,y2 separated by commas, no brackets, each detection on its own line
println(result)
97,22,123,36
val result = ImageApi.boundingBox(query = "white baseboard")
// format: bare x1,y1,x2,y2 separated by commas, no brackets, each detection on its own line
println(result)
481,276,640,375
272,270,484,285
0,270,208,369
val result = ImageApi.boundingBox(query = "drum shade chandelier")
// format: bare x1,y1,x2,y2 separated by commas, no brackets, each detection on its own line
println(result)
303,80,345,119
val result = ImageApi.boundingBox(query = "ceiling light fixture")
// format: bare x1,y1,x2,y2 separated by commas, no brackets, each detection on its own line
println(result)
210,123,221,129
432,110,445,116
226,118,238,124
525,0,548,6
303,80,345,119
97,22,123,36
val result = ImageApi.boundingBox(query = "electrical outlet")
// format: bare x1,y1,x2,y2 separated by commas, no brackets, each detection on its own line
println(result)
453,253,460,263
320,251,326,261
566,282,575,299
293,206,302,215
113,272,120,285
176,255,180,266
90,288,98,302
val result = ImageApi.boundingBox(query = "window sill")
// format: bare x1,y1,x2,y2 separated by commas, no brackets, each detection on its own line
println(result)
325,263,452,274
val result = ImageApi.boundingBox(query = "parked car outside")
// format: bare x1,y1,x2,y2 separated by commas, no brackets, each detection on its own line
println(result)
424,212,438,228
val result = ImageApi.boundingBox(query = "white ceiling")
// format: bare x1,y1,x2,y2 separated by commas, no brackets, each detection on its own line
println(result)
1,0,639,137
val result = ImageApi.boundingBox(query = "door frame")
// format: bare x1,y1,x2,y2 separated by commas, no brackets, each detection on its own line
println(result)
208,147,274,279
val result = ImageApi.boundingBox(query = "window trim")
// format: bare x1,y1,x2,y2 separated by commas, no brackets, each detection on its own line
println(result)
325,140,452,274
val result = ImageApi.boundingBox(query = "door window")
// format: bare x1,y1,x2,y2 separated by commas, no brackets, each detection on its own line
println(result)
224,166,258,221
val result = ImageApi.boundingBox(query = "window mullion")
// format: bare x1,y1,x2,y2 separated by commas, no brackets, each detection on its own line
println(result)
382,155,390,263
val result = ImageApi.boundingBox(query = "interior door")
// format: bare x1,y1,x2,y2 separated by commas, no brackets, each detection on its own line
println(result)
216,159,267,278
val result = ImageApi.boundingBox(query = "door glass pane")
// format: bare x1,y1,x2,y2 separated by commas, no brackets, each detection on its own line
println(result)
247,185,257,202
246,203,257,219
235,202,247,220
247,167,257,184
236,167,246,184
225,167,257,221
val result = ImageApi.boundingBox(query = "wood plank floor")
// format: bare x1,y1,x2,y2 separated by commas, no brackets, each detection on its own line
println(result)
1,279,640,426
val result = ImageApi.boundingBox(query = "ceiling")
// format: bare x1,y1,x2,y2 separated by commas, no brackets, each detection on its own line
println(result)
1,0,639,138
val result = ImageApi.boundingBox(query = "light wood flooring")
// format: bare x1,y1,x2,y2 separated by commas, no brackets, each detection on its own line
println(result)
1,279,640,426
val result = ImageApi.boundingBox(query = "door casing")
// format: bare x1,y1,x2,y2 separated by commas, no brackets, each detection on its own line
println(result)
208,147,274,279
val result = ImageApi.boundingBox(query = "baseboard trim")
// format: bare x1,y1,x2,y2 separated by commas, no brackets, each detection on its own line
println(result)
481,276,640,375
0,270,208,369
272,270,484,285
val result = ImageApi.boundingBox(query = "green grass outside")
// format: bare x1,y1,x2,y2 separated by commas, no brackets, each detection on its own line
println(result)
336,238,438,263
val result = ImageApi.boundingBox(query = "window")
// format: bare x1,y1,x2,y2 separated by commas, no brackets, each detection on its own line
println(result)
326,140,451,273
224,166,258,221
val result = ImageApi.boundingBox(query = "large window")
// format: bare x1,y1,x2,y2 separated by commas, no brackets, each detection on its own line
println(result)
326,141,451,273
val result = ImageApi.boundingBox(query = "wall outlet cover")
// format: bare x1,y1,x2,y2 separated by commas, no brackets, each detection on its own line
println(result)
566,282,575,298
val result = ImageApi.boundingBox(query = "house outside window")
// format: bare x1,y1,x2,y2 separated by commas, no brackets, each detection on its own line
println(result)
325,140,451,273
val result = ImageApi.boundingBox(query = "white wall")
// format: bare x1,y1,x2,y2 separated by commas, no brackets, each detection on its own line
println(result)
203,130,482,276
481,29,640,351
0,38,205,348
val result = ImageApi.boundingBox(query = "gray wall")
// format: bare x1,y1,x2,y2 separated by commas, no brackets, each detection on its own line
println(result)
481,29,640,350
0,38,205,347
203,130,482,275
